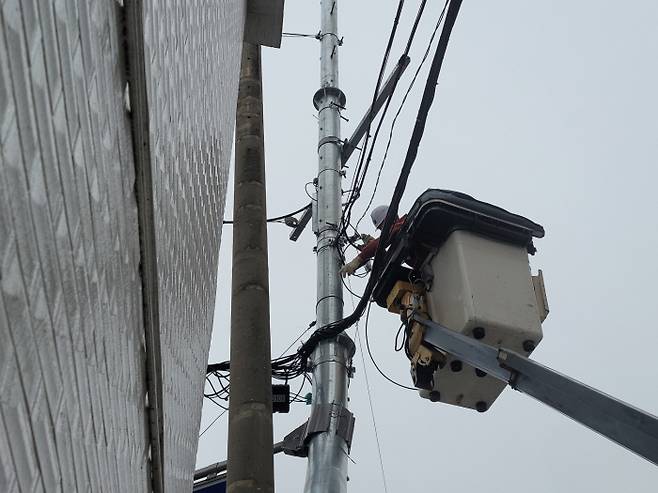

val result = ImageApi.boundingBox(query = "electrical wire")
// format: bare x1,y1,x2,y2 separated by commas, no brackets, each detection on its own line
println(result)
339,0,432,243
277,320,317,358
348,284,389,493
282,32,318,39
338,0,406,242
199,409,228,438
305,181,317,201
394,322,407,352
341,276,363,299
222,203,311,224
355,0,450,231
204,321,317,409
363,302,416,391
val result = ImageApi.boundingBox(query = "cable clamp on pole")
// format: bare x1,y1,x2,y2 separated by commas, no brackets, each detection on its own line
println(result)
318,136,343,151
281,403,356,457
316,32,344,45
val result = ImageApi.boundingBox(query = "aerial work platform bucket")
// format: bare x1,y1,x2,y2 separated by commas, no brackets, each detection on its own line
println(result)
373,189,548,411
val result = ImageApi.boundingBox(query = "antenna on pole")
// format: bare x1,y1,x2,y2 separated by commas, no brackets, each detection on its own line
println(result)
304,1,356,492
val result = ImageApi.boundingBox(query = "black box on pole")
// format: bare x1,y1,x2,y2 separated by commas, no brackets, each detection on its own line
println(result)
272,384,290,413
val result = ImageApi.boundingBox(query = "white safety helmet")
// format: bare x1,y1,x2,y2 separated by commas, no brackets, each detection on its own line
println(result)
370,205,389,230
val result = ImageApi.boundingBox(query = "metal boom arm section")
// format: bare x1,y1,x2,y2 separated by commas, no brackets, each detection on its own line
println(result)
413,314,658,466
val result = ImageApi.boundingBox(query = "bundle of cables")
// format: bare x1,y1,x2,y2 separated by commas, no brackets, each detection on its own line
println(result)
205,354,310,409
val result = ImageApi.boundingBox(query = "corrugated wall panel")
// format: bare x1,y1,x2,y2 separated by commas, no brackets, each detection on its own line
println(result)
141,1,246,490
0,0,151,489
1,0,244,492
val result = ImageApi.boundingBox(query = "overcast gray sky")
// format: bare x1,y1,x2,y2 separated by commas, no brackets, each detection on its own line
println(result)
196,1,658,491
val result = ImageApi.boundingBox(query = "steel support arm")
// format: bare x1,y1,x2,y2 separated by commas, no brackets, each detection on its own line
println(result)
340,55,410,166
412,314,658,466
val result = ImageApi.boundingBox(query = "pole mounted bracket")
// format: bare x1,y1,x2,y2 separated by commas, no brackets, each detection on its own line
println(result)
282,403,355,457
289,205,313,241
313,86,347,110
341,54,411,165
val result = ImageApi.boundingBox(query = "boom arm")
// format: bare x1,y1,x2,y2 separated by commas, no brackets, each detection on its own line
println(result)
413,314,658,466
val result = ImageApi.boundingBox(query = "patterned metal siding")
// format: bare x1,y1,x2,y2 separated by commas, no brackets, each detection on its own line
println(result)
0,0,244,491
0,0,150,491
141,1,245,491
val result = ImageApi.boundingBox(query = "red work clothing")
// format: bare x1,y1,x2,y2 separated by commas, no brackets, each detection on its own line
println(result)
357,215,407,263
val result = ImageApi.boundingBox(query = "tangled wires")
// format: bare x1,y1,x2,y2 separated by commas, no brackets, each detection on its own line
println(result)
205,354,309,409
204,321,317,408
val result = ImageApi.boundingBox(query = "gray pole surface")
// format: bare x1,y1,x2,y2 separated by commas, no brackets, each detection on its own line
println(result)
227,42,274,493
304,1,355,492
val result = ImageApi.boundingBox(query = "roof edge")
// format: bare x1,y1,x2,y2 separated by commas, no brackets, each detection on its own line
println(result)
244,0,284,48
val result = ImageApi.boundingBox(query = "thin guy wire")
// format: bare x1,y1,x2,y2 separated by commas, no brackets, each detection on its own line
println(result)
348,283,389,493
199,409,227,438
277,321,317,358
282,32,317,38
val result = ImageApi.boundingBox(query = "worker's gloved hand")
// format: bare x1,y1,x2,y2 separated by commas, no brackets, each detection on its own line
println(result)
339,258,361,278
360,233,375,244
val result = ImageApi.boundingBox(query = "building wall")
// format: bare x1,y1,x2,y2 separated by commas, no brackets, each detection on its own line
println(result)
0,1,244,491
141,1,245,491
0,0,150,491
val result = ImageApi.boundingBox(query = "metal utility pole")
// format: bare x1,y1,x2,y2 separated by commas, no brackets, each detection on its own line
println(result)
305,1,355,492
227,42,274,493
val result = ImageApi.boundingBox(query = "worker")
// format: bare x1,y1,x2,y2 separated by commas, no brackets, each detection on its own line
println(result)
339,205,407,277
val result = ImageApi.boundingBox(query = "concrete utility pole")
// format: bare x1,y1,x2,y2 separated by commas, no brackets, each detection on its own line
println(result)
304,1,355,492
227,42,274,493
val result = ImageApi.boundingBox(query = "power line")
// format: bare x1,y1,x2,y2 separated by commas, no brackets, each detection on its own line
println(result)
339,0,406,241
363,302,416,391
199,409,228,438
222,203,311,224
355,0,450,231
340,0,434,241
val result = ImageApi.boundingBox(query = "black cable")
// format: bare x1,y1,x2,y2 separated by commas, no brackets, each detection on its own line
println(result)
223,203,311,224
339,0,432,241
355,0,450,231
298,0,463,362
204,320,317,407
363,302,416,391
404,0,428,55
394,322,406,352
341,276,363,299
338,0,406,241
